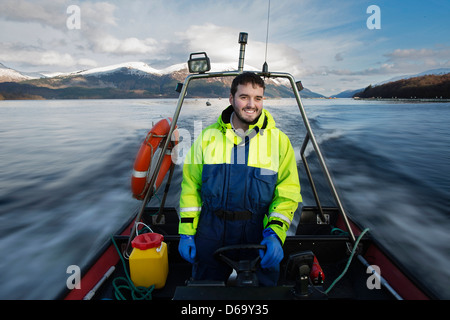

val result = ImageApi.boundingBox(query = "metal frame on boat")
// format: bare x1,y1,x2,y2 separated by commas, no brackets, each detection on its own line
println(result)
60,32,437,301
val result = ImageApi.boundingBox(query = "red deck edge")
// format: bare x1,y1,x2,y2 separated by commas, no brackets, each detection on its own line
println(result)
337,216,430,300
64,219,135,300
363,244,429,300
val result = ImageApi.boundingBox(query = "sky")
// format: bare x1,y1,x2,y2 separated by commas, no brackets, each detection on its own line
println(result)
0,0,449,96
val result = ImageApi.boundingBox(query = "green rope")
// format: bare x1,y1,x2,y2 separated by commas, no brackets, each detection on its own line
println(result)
110,235,155,300
324,228,370,295
331,227,349,236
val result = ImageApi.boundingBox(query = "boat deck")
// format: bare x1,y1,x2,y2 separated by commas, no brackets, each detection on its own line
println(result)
90,207,395,300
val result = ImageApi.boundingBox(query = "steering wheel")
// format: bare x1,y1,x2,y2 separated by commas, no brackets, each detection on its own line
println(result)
213,244,266,287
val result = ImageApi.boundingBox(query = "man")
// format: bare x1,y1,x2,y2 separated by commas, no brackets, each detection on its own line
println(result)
178,72,301,286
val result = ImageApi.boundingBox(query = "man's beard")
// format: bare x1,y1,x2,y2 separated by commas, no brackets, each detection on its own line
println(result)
234,107,262,125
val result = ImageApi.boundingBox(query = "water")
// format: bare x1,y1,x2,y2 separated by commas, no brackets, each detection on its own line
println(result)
0,98,449,299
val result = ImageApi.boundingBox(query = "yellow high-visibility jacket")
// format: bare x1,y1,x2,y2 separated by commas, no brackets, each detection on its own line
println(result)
179,106,301,244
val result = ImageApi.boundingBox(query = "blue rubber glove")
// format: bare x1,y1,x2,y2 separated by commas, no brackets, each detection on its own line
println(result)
179,234,196,263
259,229,283,269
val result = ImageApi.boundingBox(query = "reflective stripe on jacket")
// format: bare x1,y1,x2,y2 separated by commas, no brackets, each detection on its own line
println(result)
179,105,302,244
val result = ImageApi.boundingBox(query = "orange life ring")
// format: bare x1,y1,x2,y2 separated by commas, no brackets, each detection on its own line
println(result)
131,117,177,200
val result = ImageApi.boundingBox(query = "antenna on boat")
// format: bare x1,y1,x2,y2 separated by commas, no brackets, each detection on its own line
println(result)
262,0,271,74
238,32,248,71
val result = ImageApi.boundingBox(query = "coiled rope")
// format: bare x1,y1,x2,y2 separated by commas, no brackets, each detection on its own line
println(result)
110,234,155,300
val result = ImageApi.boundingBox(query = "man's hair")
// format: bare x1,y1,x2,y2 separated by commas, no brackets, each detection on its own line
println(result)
230,72,265,97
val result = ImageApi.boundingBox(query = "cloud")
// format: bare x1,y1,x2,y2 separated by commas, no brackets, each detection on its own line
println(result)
384,46,450,69
385,48,435,59
0,0,67,27
0,1,160,68
0,0,118,29
175,23,303,74
0,42,97,69
0,0,448,96
91,35,160,55
0,0,370,79
79,1,117,27
305,45,450,79
73,2,163,56
335,53,344,62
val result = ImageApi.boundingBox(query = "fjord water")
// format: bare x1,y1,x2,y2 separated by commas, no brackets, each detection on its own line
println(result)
0,98,448,299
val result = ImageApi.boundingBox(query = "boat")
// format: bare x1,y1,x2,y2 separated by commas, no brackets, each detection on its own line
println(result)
59,32,437,302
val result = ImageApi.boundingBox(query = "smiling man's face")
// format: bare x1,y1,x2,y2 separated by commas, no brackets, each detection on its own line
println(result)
229,82,264,131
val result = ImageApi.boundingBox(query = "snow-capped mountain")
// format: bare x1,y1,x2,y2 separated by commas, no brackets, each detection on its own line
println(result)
0,61,323,99
1,61,279,81
0,61,187,82
0,63,35,82
70,61,162,77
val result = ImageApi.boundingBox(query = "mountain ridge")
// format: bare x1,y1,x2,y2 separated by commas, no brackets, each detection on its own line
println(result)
0,62,325,100
353,73,450,99
332,68,450,98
